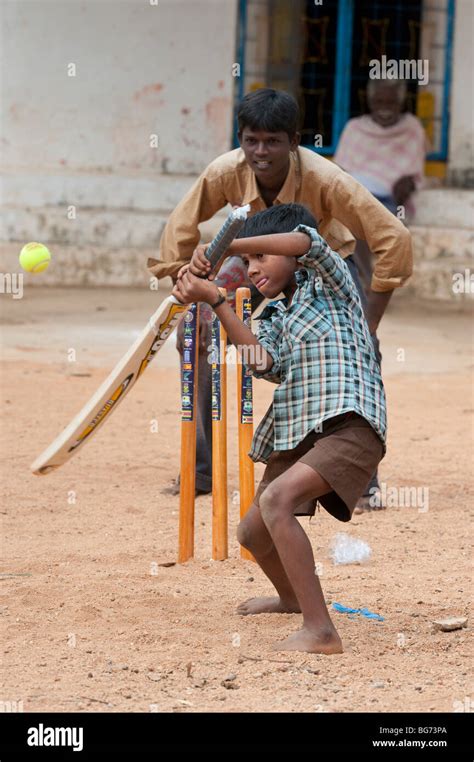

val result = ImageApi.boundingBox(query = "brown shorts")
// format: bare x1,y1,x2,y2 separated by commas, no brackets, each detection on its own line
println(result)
253,412,384,522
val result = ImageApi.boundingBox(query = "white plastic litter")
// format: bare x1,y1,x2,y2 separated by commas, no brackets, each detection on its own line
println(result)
330,532,372,565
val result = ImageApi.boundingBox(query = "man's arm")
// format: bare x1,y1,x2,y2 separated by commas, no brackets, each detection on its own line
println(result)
322,172,413,332
365,290,393,333
147,167,227,281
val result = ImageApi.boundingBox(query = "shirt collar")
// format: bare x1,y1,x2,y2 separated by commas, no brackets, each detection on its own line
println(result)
295,268,309,286
255,298,288,320
255,269,309,320
275,151,298,203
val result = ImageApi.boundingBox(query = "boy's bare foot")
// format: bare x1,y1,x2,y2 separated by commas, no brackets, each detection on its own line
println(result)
237,596,301,615
274,626,343,654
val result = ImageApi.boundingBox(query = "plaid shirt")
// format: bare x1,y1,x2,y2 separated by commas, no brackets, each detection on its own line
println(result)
249,225,387,464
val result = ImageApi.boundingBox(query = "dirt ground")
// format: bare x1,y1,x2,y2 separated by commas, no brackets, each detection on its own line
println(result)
1,286,472,713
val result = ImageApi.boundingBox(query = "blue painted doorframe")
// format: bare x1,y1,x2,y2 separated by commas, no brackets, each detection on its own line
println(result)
331,0,354,156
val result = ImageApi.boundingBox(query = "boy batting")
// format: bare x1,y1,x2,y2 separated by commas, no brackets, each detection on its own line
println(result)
172,203,386,655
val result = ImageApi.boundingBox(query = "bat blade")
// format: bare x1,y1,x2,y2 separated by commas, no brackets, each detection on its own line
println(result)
31,204,250,475
31,296,186,474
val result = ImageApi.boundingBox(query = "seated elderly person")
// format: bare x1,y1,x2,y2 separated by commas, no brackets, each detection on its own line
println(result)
335,78,427,216
334,79,427,295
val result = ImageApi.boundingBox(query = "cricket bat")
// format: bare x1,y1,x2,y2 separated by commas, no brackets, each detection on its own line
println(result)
31,204,250,475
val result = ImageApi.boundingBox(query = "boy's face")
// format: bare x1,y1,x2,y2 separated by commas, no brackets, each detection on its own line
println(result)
238,127,299,183
241,252,297,299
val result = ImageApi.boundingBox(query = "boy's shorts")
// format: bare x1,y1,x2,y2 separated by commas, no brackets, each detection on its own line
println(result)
253,412,384,522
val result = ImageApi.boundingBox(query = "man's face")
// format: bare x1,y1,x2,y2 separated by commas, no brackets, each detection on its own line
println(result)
241,252,297,299
368,87,402,127
238,127,299,183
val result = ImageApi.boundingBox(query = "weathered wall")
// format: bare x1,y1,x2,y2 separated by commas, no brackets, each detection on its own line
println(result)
408,189,473,302
0,0,237,286
2,0,237,174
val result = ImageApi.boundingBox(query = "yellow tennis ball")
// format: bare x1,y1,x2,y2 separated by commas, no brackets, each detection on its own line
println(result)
19,242,51,273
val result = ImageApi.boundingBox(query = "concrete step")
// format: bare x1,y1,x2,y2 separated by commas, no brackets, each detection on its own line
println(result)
412,188,474,229
408,224,473,301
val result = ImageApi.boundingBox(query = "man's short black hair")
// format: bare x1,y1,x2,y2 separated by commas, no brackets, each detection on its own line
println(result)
237,88,299,138
237,203,318,239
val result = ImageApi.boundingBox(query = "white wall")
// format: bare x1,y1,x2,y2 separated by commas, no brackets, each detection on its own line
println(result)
0,0,238,285
1,0,237,176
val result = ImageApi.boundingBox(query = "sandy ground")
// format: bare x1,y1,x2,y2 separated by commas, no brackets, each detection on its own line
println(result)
1,286,473,713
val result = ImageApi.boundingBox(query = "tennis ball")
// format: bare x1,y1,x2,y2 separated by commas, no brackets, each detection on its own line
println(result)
19,242,51,273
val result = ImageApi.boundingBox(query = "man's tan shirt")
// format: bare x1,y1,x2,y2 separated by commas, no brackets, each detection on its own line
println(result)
147,146,413,293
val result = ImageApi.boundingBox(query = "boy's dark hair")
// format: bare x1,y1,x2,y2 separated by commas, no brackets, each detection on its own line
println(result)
237,88,299,138
237,203,318,239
